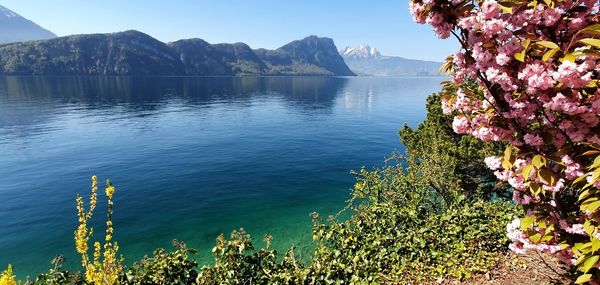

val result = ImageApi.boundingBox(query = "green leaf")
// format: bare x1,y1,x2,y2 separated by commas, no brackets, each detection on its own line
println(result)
580,38,600,49
583,255,599,273
530,183,542,195
503,146,514,169
584,220,596,236
541,234,553,242
542,48,559,61
514,50,526,62
579,189,593,202
537,41,559,49
582,200,600,213
538,168,556,186
539,221,547,229
527,0,538,7
542,0,553,7
576,253,588,265
439,61,452,74
520,216,535,231
591,156,600,169
529,233,542,243
575,273,593,284
513,39,531,62
592,238,600,253
522,164,534,180
574,173,590,185
499,4,512,13
593,169,600,182
561,51,583,63
582,24,600,35
532,155,545,168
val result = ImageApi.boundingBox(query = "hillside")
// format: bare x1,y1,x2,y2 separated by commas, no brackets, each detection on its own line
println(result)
0,31,355,76
0,30,183,75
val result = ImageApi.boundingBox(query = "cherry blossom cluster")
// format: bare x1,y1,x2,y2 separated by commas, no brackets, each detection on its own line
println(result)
410,0,600,280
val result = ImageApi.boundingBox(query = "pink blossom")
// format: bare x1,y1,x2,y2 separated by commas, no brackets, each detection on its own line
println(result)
543,179,565,192
484,156,502,170
541,7,561,26
408,2,426,23
481,0,500,19
458,16,476,29
482,19,508,35
441,98,454,115
559,220,587,235
508,175,527,190
452,116,471,134
518,62,555,92
523,133,544,147
553,60,592,88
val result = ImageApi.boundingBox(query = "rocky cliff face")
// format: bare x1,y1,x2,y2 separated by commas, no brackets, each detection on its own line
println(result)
272,36,355,76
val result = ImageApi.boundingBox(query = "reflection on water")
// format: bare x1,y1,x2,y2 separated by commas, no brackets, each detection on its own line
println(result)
0,76,348,133
0,76,443,277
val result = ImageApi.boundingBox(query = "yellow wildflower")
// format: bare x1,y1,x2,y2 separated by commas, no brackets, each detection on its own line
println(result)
74,176,122,285
0,265,16,285
106,186,115,198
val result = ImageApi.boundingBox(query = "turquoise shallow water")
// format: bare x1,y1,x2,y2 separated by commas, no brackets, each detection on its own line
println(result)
0,76,443,277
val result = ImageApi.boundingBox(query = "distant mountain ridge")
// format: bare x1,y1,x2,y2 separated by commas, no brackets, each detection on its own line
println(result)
340,45,382,59
340,44,442,76
0,5,57,44
0,30,355,76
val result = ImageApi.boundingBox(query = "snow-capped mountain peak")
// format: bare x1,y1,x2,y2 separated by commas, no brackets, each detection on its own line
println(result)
0,5,58,44
0,6,18,18
340,44,382,59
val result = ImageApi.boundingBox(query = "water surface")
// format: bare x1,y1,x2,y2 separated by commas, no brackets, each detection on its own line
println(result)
0,76,442,277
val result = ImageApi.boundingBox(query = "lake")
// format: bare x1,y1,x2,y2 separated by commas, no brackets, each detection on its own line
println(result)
0,76,443,277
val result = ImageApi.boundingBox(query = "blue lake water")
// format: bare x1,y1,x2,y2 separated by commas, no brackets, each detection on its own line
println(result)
0,76,442,277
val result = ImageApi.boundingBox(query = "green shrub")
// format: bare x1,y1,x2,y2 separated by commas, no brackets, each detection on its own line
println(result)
25,256,84,285
306,164,517,283
121,240,198,285
195,230,306,284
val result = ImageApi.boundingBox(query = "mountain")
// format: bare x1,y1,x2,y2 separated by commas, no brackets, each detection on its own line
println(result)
0,31,354,76
0,30,184,75
169,38,231,75
172,35,355,76
0,5,57,44
170,40,268,76
340,44,442,76
258,36,355,76
340,44,382,59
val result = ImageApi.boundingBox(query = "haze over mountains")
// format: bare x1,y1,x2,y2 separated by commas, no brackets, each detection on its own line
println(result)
341,45,442,76
0,5,57,44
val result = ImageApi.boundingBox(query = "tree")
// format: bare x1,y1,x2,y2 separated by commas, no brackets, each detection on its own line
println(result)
409,0,600,282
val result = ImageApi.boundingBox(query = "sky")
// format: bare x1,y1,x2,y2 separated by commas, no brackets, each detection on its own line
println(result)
0,0,457,61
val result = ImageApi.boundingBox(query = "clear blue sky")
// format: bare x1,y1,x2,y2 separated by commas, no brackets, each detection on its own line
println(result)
0,0,456,61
